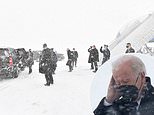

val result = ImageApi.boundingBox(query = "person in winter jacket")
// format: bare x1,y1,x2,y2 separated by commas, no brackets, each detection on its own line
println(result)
88,46,94,69
72,48,78,67
40,43,54,86
94,55,154,115
100,45,110,65
27,49,34,74
66,48,74,72
90,45,99,73
125,43,135,53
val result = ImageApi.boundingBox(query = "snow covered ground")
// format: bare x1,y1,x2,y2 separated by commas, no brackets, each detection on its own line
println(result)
1,51,153,115
0,58,94,115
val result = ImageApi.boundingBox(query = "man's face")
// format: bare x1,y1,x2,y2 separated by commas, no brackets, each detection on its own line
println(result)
112,62,144,90
126,44,130,48
104,45,107,49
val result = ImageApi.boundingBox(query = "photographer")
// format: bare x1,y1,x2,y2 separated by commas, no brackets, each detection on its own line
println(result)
94,55,154,115
100,44,110,65
125,43,135,53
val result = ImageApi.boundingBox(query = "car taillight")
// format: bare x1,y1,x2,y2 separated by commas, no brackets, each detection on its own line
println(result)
9,57,13,66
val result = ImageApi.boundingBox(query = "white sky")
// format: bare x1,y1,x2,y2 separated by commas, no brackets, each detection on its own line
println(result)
0,0,154,53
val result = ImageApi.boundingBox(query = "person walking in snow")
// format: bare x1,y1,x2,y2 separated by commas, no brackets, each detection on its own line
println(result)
72,48,78,67
90,45,99,73
39,43,54,86
88,46,94,69
66,48,74,72
27,49,34,74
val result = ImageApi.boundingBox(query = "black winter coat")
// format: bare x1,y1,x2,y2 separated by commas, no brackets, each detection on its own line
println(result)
125,47,135,53
88,48,93,63
67,50,73,60
94,77,154,115
100,47,110,60
73,51,78,59
27,51,34,66
42,48,52,62
88,48,99,63
39,48,53,74
90,48,99,62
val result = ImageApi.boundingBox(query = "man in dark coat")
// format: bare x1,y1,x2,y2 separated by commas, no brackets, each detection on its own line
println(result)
72,48,78,67
94,55,154,115
100,45,110,65
125,43,135,53
88,46,94,69
90,45,99,73
40,43,54,86
66,48,74,72
27,49,34,74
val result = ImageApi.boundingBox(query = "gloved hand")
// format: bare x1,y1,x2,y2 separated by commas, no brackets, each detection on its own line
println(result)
117,85,139,102
115,85,139,113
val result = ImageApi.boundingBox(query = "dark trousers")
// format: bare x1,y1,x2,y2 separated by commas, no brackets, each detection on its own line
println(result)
72,58,77,67
45,71,53,85
69,64,73,72
29,65,32,74
52,63,57,74
101,58,109,65
91,61,98,71
91,62,94,69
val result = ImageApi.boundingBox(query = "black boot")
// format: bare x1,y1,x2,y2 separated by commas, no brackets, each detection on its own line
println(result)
93,68,98,73
44,83,50,86
29,67,32,74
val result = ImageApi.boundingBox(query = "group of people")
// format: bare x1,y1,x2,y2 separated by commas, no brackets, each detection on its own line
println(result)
88,43,135,73
26,42,154,114
88,44,110,73
93,43,154,115
16,48,34,74
37,42,135,87
66,48,78,72
32,43,79,86
27,42,154,114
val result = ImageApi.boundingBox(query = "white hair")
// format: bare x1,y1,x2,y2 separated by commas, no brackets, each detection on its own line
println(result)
112,55,146,76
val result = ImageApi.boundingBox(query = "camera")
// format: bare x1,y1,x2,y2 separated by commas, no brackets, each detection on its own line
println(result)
126,45,129,48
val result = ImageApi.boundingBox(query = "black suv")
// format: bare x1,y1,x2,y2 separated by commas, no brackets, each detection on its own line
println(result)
0,48,19,78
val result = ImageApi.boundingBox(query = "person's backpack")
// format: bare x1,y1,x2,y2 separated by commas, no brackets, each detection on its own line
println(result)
39,61,48,74
39,48,52,74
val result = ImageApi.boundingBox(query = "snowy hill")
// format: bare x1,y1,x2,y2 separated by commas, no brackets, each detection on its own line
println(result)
0,59,94,115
